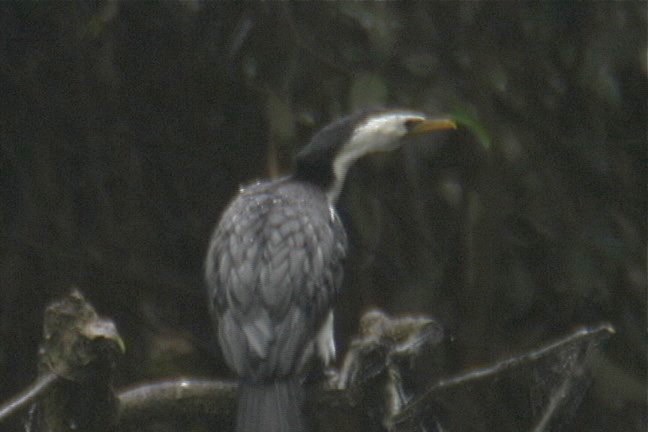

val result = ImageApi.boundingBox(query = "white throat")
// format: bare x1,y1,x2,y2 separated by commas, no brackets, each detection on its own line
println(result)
326,112,423,203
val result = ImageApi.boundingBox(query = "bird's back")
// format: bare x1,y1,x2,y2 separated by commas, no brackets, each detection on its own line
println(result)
205,177,347,381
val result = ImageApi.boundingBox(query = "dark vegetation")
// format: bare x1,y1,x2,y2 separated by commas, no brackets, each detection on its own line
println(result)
0,2,645,431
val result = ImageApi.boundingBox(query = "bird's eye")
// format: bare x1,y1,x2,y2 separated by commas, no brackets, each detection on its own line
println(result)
404,118,422,132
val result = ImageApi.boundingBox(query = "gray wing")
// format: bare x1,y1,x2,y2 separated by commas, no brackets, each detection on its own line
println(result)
205,182,346,381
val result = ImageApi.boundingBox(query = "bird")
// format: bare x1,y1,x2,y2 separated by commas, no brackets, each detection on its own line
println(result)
204,108,456,432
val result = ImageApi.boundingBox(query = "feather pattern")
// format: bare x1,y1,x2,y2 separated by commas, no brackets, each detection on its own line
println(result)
205,177,347,381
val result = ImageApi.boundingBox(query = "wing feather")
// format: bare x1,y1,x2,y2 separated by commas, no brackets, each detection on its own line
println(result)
205,180,346,380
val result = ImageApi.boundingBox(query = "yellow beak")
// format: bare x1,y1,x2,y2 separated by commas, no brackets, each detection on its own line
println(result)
408,118,457,135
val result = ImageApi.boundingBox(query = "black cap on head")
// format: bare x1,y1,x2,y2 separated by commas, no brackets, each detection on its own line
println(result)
294,109,385,190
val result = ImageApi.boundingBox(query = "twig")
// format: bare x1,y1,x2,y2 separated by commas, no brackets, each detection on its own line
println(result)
0,372,59,422
530,371,579,432
393,323,615,427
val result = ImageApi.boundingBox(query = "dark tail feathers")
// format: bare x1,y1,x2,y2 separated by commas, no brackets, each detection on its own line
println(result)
236,378,306,432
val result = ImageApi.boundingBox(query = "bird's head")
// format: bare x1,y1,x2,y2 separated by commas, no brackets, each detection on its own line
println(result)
294,109,456,202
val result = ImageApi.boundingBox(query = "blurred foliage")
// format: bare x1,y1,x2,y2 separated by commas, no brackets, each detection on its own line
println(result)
0,2,645,431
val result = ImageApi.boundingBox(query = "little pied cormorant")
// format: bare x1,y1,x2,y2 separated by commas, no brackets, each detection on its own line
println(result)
204,109,456,432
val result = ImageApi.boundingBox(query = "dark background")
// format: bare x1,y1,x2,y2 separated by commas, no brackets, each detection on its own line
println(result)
0,2,645,431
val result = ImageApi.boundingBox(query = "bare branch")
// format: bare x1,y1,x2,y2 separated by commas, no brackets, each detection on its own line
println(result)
0,372,59,423
117,379,236,426
392,323,615,430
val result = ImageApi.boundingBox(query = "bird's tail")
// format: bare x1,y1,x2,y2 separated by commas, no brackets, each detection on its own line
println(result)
236,378,306,432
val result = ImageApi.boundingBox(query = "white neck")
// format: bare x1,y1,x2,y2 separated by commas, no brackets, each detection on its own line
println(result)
326,112,417,203
327,146,364,203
